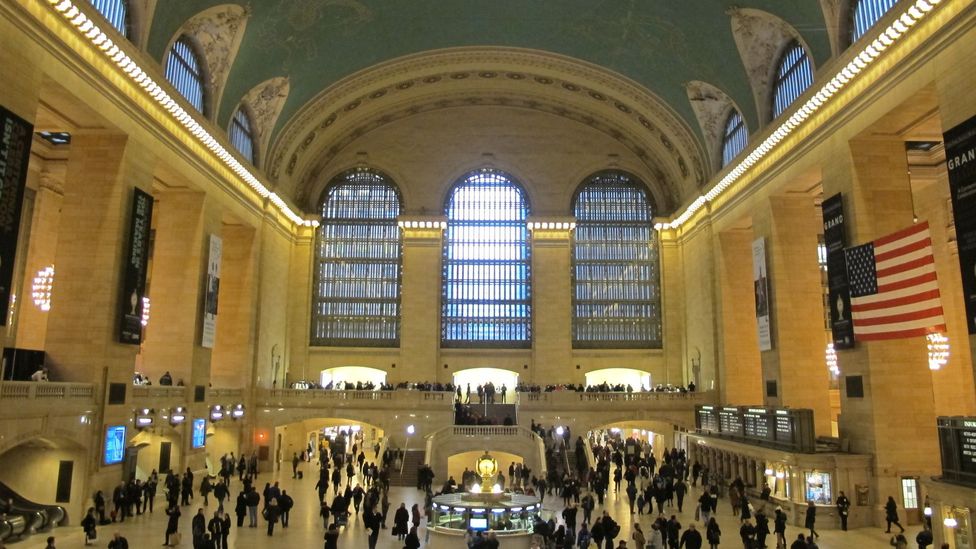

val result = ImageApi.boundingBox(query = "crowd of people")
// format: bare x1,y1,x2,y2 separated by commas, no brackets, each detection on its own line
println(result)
516,382,697,394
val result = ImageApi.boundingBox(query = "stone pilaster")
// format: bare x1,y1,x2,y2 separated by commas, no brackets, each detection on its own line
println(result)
211,224,258,388
528,218,574,384
398,217,445,381
716,228,763,405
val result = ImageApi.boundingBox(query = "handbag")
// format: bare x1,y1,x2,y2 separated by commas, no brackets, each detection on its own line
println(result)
695,504,701,521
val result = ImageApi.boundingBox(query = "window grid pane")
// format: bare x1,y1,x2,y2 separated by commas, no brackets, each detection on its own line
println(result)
442,169,531,347
229,108,255,164
312,169,402,347
772,42,813,119
852,0,900,42
722,110,748,167
901,478,918,509
572,171,661,348
88,0,127,36
165,37,205,114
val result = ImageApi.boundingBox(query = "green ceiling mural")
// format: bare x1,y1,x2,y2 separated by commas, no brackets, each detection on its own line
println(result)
147,1,832,148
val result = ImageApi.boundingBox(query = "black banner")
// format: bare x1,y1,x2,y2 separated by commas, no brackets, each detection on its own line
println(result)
118,187,153,344
822,193,854,348
945,114,976,334
0,106,33,326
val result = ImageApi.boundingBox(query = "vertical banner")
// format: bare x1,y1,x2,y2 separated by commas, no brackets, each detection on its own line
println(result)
119,188,153,344
201,234,221,348
0,106,33,325
753,237,773,351
945,113,976,334
822,193,854,348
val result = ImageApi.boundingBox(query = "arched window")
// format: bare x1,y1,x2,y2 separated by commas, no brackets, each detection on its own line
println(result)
312,169,402,346
88,0,128,37
165,36,206,114
721,109,748,167
772,41,813,119
442,169,531,347
228,107,256,164
851,0,900,42
573,171,661,348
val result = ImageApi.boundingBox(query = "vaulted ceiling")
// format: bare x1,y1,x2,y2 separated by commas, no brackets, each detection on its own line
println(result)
144,1,837,212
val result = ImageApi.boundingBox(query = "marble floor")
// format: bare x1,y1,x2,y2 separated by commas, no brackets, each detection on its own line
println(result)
16,468,923,548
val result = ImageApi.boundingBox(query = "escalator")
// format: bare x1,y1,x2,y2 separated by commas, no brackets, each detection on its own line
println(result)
0,480,67,542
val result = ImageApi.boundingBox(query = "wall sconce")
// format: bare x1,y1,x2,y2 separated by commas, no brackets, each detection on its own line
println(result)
210,405,225,422
944,516,958,528
32,265,55,311
135,408,154,429
170,406,187,425
923,505,932,517
764,468,774,476
230,403,245,419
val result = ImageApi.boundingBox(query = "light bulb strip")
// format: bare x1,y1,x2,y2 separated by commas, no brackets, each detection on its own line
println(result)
656,0,945,231
43,0,319,229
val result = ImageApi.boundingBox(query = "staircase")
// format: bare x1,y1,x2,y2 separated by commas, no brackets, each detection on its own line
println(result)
389,450,425,487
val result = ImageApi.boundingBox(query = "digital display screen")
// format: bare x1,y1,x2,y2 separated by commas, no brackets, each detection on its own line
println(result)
469,518,488,530
191,418,206,449
104,425,126,465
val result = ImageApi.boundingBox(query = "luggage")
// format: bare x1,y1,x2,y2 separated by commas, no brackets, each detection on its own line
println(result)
168,532,181,545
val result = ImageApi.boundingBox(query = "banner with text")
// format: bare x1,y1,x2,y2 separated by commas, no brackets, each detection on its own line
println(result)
201,234,221,348
945,113,976,334
753,237,772,351
0,106,33,325
119,188,153,344
822,193,854,348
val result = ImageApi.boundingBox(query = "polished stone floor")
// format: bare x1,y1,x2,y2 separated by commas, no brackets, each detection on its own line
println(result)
18,468,923,548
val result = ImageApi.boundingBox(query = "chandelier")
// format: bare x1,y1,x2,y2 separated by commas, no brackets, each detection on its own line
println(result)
31,265,55,311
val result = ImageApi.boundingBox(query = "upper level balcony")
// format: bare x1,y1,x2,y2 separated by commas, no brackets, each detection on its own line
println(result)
0,381,96,419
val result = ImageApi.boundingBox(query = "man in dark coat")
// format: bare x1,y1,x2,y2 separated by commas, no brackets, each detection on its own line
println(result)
679,523,703,549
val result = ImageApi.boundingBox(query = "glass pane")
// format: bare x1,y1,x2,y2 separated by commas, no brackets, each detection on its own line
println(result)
165,37,205,113
772,42,813,119
572,171,661,348
311,169,402,346
88,0,128,36
442,169,531,346
229,109,255,164
852,0,900,42
722,110,748,167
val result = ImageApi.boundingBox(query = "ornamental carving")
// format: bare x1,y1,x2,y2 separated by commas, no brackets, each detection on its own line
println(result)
686,80,741,172
239,77,290,165
174,4,250,118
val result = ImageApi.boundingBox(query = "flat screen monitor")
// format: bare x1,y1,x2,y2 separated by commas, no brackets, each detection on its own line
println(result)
104,425,126,465
469,517,488,531
191,418,206,449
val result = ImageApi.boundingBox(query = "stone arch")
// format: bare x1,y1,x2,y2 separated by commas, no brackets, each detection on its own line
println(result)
233,76,290,169
728,8,817,126
164,4,249,121
269,47,707,213
685,81,750,173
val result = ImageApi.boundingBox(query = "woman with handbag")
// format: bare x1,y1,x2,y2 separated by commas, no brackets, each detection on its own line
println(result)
81,507,97,545
706,517,722,549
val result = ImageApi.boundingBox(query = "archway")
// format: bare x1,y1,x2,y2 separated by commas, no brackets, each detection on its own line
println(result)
319,366,387,389
453,368,518,404
0,435,88,527
273,417,386,475
584,368,651,391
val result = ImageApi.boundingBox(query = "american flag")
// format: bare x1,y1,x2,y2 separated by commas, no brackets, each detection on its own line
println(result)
844,221,945,341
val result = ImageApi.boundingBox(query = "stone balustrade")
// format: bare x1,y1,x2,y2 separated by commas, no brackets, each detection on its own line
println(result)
0,381,94,401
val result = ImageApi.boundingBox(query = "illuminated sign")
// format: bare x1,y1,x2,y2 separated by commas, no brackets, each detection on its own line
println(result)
104,425,126,465
191,418,206,449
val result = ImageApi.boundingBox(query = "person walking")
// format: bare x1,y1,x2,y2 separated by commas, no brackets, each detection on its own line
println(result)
234,491,246,527
632,523,647,548
264,497,280,536
245,487,260,527
885,496,906,534
774,506,788,548
107,532,128,549
680,524,703,549
279,490,293,527
706,517,722,549
81,507,97,545
394,502,410,540
164,502,180,546
324,523,340,549
207,511,224,549
364,504,381,549
804,501,819,540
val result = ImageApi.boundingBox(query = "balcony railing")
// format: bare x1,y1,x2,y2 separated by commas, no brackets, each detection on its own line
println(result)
0,381,95,401
131,386,188,399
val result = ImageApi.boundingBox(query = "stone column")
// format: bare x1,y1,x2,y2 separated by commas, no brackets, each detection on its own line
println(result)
15,171,63,349
211,224,258,388
660,231,686,384
752,195,832,435
140,190,222,388
825,137,940,511
716,228,763,404
398,217,445,381
45,132,154,383
529,218,574,384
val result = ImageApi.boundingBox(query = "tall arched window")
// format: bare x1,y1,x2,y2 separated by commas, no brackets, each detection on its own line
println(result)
442,169,531,347
721,109,748,167
573,171,661,348
88,0,128,37
851,0,900,42
165,36,206,114
772,41,813,119
312,169,402,346
229,107,256,165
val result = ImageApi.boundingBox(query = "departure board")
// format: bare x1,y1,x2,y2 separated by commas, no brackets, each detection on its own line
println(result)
938,417,976,486
696,405,815,453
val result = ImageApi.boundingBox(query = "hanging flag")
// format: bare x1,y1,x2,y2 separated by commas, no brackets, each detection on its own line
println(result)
844,221,945,340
